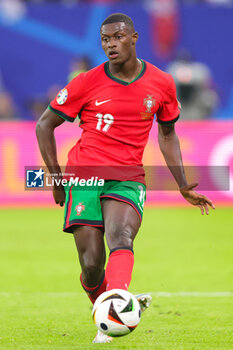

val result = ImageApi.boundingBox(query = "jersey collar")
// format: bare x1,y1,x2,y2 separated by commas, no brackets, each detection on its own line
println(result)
104,59,146,86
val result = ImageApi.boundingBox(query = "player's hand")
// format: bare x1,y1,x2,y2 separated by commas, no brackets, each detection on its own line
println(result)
53,184,66,207
180,182,215,215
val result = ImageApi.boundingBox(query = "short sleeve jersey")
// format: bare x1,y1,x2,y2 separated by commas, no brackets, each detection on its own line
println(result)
50,60,180,183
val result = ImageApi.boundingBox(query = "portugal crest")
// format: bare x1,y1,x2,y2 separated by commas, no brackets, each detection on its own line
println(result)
143,95,156,113
75,202,85,216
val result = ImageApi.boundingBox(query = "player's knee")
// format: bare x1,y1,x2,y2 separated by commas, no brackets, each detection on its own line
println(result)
107,225,134,250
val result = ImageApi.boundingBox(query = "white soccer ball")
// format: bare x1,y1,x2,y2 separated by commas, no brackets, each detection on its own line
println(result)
92,289,141,337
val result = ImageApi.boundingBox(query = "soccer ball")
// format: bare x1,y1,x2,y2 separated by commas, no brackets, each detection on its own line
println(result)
92,289,141,337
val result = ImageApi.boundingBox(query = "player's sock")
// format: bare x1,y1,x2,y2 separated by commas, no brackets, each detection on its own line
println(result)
105,247,134,291
80,272,107,304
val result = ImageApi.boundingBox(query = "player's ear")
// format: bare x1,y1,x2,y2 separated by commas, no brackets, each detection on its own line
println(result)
132,32,138,46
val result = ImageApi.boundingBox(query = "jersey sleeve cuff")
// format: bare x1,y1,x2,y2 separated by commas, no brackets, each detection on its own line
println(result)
157,114,180,125
48,104,75,123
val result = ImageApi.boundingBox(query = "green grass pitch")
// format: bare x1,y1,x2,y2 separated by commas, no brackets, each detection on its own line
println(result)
0,206,232,349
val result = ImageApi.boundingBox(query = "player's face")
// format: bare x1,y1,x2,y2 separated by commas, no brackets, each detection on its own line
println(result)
101,22,138,64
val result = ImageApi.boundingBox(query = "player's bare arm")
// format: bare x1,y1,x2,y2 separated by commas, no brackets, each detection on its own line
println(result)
36,107,66,206
158,123,215,215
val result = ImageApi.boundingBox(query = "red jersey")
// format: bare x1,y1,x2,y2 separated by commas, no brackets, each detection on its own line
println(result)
50,60,180,183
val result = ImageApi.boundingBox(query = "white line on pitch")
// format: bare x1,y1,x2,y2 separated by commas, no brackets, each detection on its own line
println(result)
0,291,232,297
150,292,233,297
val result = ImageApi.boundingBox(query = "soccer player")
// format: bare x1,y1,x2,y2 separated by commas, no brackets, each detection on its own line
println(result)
36,13,215,343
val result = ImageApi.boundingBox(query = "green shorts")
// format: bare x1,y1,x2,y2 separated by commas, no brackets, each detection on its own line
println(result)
63,180,146,233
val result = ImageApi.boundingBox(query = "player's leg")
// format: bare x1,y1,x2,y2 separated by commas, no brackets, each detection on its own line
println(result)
63,184,112,344
100,180,145,291
102,199,152,313
63,183,107,304
73,225,113,344
73,225,107,304
102,199,141,291
92,201,139,344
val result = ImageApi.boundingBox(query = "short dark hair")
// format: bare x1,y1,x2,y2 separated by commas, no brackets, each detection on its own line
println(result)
101,13,135,31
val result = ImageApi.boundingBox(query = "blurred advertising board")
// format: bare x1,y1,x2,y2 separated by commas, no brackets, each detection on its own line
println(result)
0,121,232,207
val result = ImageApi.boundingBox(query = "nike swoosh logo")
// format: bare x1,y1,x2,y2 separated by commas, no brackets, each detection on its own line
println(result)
95,99,111,106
